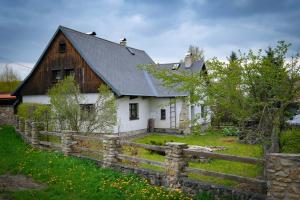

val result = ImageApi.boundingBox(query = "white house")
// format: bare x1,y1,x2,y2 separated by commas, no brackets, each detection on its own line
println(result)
13,26,210,134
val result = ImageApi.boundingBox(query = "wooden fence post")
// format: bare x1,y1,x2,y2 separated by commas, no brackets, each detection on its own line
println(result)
31,122,39,146
103,135,120,168
62,131,74,156
165,142,189,189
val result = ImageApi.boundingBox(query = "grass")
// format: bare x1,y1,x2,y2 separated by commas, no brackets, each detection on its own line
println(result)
130,132,264,187
0,125,192,200
280,128,300,153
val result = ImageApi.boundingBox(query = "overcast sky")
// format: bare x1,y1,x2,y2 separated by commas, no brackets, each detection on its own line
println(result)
1,0,300,79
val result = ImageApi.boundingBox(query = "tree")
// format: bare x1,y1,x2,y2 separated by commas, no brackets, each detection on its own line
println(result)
188,45,205,62
0,64,21,92
82,85,117,133
141,41,300,153
48,75,117,133
229,51,238,62
48,75,83,132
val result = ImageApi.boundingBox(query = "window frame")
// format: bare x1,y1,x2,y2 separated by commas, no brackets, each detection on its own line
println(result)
51,69,62,83
64,68,75,77
59,42,67,53
160,109,166,120
129,103,139,120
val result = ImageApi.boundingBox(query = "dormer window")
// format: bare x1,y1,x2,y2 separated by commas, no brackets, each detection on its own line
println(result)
59,42,66,53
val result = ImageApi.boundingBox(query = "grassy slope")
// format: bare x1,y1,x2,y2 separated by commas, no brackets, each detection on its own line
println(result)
131,133,263,186
0,126,190,200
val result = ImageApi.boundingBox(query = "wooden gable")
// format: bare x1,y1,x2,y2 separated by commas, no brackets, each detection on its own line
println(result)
19,30,104,96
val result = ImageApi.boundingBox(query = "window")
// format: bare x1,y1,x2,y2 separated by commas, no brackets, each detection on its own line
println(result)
81,104,95,113
52,70,62,82
65,68,74,77
201,105,205,118
80,104,95,120
161,109,166,120
129,103,139,120
59,42,66,53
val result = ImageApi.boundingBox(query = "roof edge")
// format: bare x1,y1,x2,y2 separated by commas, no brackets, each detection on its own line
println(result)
12,26,62,96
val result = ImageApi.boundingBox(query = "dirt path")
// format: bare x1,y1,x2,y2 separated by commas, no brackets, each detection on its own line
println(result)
0,174,46,199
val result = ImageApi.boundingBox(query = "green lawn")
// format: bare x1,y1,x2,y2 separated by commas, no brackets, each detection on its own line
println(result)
0,126,191,200
130,132,264,187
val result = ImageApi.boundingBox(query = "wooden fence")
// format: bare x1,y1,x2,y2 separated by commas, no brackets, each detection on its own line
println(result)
14,116,267,196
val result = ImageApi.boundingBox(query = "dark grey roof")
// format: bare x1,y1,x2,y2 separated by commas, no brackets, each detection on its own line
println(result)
14,26,205,97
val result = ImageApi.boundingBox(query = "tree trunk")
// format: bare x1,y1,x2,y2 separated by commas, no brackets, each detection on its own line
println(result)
270,112,281,153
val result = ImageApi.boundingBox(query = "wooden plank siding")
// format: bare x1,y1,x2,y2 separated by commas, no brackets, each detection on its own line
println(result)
20,30,104,96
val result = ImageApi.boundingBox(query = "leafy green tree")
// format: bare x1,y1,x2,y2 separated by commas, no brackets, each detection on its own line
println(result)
141,41,300,152
0,64,21,92
82,85,117,133
48,75,82,132
48,75,117,133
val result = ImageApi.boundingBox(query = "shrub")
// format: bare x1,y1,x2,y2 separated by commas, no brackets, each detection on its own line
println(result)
280,129,300,153
17,103,52,130
221,127,240,136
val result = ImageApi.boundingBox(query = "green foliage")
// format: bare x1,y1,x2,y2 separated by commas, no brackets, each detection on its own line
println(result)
17,103,52,131
17,103,51,123
0,65,21,92
195,192,214,200
47,76,117,133
188,45,205,62
280,129,300,153
0,81,21,92
48,75,82,132
141,41,300,152
0,125,189,200
221,127,240,137
83,84,117,133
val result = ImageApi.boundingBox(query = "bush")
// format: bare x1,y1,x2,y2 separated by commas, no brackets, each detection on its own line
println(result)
221,127,240,136
280,129,300,153
17,103,52,130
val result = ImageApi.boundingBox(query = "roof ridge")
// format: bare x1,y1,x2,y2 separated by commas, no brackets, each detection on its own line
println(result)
59,25,146,52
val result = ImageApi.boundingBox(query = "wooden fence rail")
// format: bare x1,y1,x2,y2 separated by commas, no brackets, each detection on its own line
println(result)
121,141,166,153
186,167,265,185
184,149,265,165
118,154,166,167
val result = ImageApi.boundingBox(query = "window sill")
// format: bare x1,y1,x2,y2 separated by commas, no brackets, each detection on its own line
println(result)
129,118,139,121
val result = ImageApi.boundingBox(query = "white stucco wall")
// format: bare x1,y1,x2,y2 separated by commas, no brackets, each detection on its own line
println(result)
23,95,51,104
22,94,210,133
115,96,150,133
23,93,99,105
149,97,183,129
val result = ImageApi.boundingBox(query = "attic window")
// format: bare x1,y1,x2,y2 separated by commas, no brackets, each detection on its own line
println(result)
59,42,66,53
172,63,180,70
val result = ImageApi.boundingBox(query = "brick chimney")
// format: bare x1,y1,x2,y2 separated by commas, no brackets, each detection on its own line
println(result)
184,52,192,68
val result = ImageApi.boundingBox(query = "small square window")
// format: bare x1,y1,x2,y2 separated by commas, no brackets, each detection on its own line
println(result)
59,43,66,53
161,109,166,120
52,70,61,82
129,103,139,120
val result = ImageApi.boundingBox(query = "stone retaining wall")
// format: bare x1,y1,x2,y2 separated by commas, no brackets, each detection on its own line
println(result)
0,106,14,125
266,153,300,200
